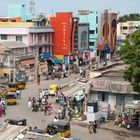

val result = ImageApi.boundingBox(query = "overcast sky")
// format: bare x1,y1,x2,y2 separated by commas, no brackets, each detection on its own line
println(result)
0,0,139,16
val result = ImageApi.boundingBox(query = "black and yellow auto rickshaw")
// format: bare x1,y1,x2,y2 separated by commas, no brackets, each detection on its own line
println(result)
8,83,18,92
5,93,17,105
46,121,71,138
17,80,26,90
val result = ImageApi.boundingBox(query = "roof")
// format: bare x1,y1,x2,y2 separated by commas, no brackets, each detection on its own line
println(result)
0,22,32,27
0,41,28,49
49,120,70,126
0,123,27,140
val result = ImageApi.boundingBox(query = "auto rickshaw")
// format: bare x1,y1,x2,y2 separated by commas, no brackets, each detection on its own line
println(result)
46,121,71,138
48,84,58,96
8,83,18,92
5,93,17,105
17,80,26,90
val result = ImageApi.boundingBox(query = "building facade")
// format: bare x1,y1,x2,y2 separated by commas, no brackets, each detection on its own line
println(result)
0,16,53,55
50,12,79,64
97,10,117,62
89,63,140,111
8,4,32,22
117,21,140,44
78,10,98,54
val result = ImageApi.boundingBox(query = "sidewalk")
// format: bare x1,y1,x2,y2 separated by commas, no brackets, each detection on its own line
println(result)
71,119,140,137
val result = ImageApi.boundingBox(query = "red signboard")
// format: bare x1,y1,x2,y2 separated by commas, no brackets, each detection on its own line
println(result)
50,13,73,55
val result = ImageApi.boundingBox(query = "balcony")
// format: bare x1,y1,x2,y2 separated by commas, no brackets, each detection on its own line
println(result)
29,26,54,33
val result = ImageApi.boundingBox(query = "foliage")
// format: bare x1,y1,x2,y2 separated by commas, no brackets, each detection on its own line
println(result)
118,13,140,22
120,28,140,93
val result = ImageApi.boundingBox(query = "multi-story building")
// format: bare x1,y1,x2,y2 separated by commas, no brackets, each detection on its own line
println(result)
117,21,140,41
50,12,89,65
50,12,78,64
0,15,53,55
0,15,53,78
8,4,32,22
78,10,98,54
97,10,117,62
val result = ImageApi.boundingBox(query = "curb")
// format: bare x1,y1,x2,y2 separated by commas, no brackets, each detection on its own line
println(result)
71,120,140,137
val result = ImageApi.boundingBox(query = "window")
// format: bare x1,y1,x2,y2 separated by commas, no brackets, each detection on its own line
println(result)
38,34,42,41
89,30,95,34
81,31,87,48
123,26,128,30
96,27,98,34
16,36,22,42
96,16,98,24
101,93,105,101
89,42,95,46
1,35,7,40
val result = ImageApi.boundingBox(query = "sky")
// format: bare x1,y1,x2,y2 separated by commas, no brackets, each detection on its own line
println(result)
0,0,139,17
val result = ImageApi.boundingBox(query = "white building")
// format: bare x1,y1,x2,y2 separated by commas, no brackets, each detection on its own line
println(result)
117,21,140,40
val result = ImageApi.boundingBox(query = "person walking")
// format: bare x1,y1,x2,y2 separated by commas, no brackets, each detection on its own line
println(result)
37,75,40,85
44,103,48,116
88,121,93,134
28,97,32,109
47,104,52,115
68,109,72,121
93,120,97,133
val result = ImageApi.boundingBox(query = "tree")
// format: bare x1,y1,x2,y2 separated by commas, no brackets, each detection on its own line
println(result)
120,28,140,93
118,13,140,22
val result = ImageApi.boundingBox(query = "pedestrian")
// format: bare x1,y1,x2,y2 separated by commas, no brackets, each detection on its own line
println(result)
44,103,48,115
16,90,20,99
2,102,6,116
47,104,52,115
28,97,32,109
0,105,3,117
88,121,93,134
93,120,97,133
68,109,72,121
37,75,40,85
53,116,58,122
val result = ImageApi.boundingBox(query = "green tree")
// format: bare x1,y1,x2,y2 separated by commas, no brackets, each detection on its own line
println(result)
118,13,140,22
120,28,140,93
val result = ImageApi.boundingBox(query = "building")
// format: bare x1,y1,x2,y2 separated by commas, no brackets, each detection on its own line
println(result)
78,23,89,65
117,21,140,42
78,10,98,55
97,10,117,62
50,12,72,63
0,15,53,55
0,16,53,78
0,17,21,22
50,12,90,65
8,4,27,22
89,62,140,111
8,4,32,22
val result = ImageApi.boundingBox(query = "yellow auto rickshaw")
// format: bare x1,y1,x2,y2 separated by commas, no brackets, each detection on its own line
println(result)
46,121,71,138
48,84,58,96
5,93,17,105
8,83,18,92
17,80,26,90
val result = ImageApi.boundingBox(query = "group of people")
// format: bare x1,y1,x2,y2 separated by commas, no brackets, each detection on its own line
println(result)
0,98,6,117
114,110,139,129
28,89,52,115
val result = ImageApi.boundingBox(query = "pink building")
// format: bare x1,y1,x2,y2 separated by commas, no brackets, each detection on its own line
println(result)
0,15,53,55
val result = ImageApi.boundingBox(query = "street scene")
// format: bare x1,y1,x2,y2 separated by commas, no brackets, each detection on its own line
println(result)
0,0,140,140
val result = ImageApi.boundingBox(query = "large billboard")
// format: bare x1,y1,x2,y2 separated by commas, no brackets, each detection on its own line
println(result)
50,13,72,55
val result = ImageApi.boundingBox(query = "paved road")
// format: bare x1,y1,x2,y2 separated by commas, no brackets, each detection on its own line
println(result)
0,75,139,140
